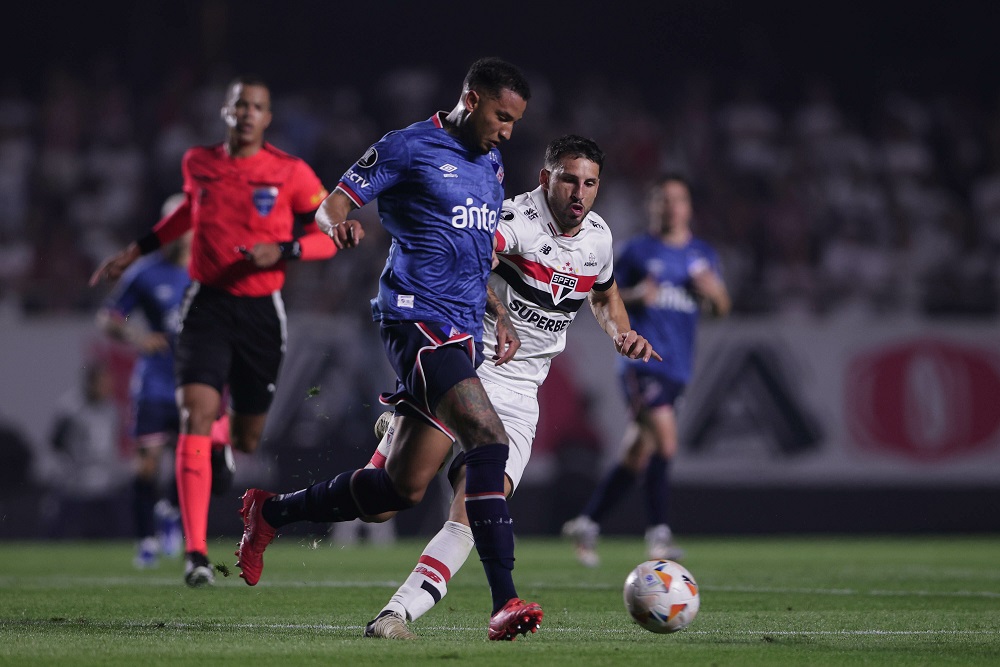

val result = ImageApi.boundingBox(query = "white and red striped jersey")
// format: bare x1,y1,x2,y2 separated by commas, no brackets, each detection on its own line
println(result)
482,186,615,396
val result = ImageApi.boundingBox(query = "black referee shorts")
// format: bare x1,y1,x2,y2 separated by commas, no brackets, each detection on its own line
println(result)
175,282,286,415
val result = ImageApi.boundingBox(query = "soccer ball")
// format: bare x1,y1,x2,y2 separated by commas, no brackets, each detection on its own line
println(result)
623,559,700,633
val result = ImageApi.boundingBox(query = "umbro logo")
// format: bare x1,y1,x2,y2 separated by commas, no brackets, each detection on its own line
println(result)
439,163,458,177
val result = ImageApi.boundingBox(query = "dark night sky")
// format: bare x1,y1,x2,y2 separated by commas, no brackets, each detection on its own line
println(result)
8,1,1000,109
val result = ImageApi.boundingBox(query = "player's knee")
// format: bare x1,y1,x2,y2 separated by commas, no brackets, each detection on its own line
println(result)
391,483,424,508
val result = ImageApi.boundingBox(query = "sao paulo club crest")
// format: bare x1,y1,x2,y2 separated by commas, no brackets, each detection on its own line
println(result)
549,272,578,304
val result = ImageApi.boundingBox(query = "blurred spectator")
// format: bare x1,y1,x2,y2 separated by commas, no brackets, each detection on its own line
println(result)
41,362,130,538
3,52,998,320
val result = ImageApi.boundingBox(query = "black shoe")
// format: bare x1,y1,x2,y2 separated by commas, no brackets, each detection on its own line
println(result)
184,551,215,587
211,445,235,496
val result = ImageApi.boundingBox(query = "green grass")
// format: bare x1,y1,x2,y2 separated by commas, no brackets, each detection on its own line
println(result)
1,535,999,666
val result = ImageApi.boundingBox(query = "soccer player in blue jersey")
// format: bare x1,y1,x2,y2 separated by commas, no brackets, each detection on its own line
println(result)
563,173,731,567
236,57,544,640
360,135,660,640
97,196,232,569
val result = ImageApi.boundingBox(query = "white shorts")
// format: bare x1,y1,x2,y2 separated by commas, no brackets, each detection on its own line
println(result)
367,377,539,493
482,377,538,493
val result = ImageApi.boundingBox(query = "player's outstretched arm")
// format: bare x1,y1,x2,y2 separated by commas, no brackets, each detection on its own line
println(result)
89,243,141,286
589,281,662,362
691,268,731,317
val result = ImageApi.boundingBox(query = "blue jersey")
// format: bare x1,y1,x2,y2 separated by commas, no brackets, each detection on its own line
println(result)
335,114,505,341
105,253,190,403
616,233,721,384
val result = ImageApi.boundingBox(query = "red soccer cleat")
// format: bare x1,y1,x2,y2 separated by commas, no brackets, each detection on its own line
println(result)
488,598,543,641
235,488,276,586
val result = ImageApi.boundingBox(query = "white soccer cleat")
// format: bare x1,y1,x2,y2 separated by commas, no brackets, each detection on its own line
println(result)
133,536,159,570
646,524,685,561
562,515,600,567
364,610,417,639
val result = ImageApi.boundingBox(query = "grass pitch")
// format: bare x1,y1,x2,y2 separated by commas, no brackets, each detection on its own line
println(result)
1,534,998,666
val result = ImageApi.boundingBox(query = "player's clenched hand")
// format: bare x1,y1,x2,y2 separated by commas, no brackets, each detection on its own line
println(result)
89,244,141,286
615,330,662,362
492,311,521,366
327,219,365,249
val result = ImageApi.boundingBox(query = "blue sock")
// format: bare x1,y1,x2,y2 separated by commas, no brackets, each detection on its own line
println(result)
132,477,156,539
582,464,636,522
262,468,411,527
644,454,670,525
464,443,516,614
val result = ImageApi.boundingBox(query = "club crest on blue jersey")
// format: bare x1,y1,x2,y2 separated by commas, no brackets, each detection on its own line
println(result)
253,186,278,216
489,151,504,183
549,272,578,304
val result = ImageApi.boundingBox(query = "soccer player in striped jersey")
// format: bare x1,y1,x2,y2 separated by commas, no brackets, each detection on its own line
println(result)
236,57,549,641
361,135,660,639
90,77,350,587
563,173,731,567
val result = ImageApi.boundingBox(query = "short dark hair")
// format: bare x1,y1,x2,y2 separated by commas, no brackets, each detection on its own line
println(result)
544,135,606,174
226,75,270,94
464,57,531,102
653,172,691,190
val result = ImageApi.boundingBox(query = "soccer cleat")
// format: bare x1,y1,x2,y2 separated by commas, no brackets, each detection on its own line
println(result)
235,488,277,586
184,551,215,587
562,515,600,567
364,610,417,640
133,536,159,569
211,444,236,496
646,524,685,561
373,410,394,440
488,598,543,641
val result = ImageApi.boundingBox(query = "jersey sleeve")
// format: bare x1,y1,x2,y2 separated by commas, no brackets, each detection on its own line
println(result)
593,215,616,290
335,131,410,208
494,202,520,254
289,160,328,214
688,240,721,277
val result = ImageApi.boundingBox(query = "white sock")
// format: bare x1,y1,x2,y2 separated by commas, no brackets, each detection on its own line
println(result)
382,520,474,622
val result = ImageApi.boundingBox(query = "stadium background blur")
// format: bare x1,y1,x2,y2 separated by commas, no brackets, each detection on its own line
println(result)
1,1,998,540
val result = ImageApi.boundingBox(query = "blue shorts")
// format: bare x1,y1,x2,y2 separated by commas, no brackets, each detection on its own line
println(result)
619,365,686,416
131,398,180,447
378,320,484,440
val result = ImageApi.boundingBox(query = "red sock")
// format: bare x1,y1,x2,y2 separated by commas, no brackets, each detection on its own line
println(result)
176,434,212,555
210,414,231,449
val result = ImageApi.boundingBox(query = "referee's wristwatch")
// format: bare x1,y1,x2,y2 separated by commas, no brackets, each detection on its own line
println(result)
278,240,302,260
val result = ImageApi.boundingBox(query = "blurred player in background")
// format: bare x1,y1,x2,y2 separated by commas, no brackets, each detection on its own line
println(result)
90,76,351,586
362,135,659,639
236,57,543,641
97,194,189,568
563,173,730,566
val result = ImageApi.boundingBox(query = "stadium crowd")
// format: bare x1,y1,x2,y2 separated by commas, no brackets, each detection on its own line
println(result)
1,61,998,321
